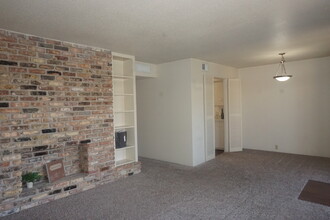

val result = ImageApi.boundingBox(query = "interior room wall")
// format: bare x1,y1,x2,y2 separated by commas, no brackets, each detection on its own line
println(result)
239,56,330,158
136,59,194,166
136,58,237,166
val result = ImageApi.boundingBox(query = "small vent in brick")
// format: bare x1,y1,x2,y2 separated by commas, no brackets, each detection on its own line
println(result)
80,139,91,144
0,103,9,107
49,189,62,195
100,166,109,172
42,128,56,134
0,60,18,66
64,185,77,191
33,145,48,151
14,137,31,142
34,152,48,157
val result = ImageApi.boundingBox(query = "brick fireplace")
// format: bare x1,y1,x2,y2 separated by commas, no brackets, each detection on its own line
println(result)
0,29,141,216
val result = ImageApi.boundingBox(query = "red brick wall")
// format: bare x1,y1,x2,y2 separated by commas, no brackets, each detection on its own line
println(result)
0,29,135,214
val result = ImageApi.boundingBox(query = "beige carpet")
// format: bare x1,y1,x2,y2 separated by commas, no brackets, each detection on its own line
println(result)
3,150,330,220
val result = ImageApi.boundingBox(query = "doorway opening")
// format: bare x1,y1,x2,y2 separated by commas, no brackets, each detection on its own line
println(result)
214,78,225,156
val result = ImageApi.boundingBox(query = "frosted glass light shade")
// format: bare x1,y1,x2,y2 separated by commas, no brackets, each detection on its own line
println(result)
273,75,292,81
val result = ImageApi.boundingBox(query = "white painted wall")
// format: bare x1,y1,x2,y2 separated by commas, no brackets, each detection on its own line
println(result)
239,56,330,158
136,58,237,166
136,59,193,166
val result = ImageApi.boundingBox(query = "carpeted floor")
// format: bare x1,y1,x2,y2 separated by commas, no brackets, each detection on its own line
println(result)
3,150,330,220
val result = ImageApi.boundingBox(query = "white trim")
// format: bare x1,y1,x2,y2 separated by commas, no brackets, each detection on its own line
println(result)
229,147,242,152
223,79,229,153
227,79,243,152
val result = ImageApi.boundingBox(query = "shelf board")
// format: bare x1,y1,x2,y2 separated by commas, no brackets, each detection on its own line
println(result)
113,93,134,96
115,158,135,167
115,145,135,151
112,54,133,61
112,74,133,79
114,110,134,113
114,125,135,130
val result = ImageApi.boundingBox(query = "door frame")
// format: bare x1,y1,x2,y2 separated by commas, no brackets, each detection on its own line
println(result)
203,72,215,161
226,78,243,152
204,76,242,160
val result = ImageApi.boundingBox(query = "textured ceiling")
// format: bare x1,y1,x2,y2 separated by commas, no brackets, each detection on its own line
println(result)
0,0,330,67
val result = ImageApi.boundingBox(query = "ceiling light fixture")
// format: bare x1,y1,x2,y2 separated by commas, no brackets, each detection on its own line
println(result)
273,52,292,82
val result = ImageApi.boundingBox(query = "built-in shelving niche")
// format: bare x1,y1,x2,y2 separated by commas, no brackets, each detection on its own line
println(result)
112,53,138,167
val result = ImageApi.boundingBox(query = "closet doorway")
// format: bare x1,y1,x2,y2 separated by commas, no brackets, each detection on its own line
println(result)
214,78,225,156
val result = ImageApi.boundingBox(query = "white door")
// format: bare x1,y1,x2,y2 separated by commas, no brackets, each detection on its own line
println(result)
204,73,215,161
228,79,243,152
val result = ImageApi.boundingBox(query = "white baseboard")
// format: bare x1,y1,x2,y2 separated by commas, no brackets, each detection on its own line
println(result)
229,146,242,152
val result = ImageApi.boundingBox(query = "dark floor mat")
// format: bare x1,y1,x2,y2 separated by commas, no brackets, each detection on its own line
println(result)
298,180,330,207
